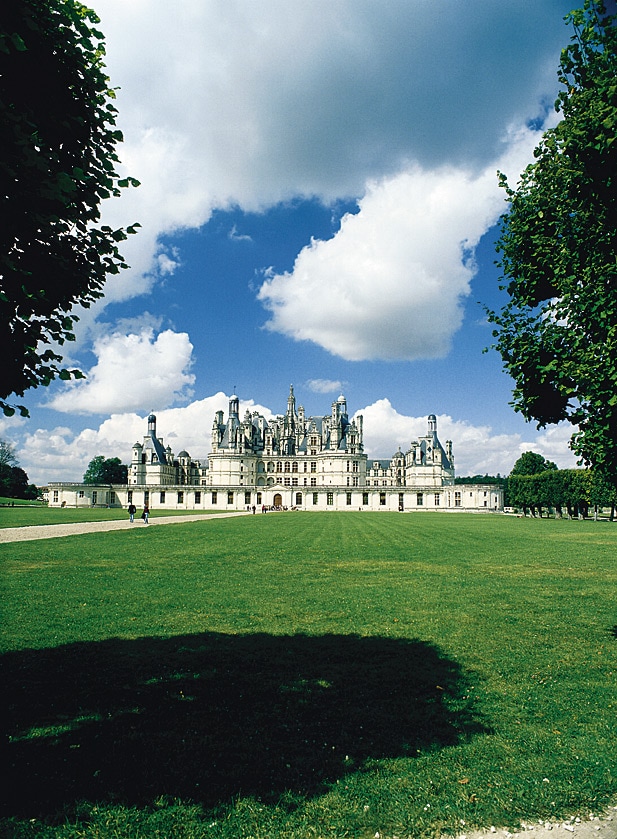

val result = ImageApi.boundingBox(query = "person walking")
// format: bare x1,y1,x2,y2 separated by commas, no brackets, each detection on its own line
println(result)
128,503,136,523
142,504,149,524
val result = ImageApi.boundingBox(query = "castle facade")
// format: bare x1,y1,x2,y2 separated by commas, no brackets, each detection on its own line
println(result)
48,387,503,512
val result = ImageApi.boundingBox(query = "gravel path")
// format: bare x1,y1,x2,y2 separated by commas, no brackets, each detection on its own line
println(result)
0,511,249,543
451,809,617,839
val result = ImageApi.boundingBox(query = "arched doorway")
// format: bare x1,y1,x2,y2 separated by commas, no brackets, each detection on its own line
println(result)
273,493,282,508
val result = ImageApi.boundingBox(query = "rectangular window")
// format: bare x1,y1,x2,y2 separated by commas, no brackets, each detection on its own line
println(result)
363,492,369,505
353,461,358,472
160,491,166,504
53,490,59,503
434,493,440,506
380,492,386,506
310,462,317,473
127,491,133,503
313,492,319,505
353,476,359,487
256,492,262,505
455,491,461,507
79,490,85,499
346,492,352,505
327,492,334,506
292,477,298,486
284,477,291,486
399,493,404,510
195,491,201,504
109,492,116,504
177,491,184,504
144,490,150,504
245,491,251,505
303,462,308,472
227,491,234,505
417,492,423,506
310,477,317,487
92,491,97,505
212,491,218,504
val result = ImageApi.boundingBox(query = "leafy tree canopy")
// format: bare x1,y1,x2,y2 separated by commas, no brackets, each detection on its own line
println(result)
487,1,617,483
510,451,558,476
0,0,139,418
83,455,128,484
0,440,18,467
0,438,37,498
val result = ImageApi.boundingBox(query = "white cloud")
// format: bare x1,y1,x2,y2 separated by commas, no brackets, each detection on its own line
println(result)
356,398,578,476
258,124,541,361
16,392,578,486
45,329,195,415
18,394,274,486
306,379,346,394
85,0,571,314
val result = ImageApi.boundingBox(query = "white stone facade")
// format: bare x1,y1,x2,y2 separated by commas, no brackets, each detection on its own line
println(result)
48,387,504,513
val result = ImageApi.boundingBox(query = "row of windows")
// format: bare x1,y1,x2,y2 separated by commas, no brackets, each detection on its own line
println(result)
66,488,492,509
268,461,318,473
127,490,440,507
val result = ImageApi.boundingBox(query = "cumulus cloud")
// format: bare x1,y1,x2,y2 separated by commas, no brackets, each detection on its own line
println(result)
87,0,570,311
306,379,346,394
45,329,195,415
356,398,578,476
258,125,541,361
16,392,578,486
18,394,274,485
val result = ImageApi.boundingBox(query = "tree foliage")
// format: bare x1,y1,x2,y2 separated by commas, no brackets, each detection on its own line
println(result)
0,439,37,498
508,468,592,517
0,440,18,467
487,1,617,483
510,451,557,476
83,455,127,484
0,0,139,417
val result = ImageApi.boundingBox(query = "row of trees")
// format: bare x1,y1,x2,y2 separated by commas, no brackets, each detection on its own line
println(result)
507,469,616,519
457,452,616,519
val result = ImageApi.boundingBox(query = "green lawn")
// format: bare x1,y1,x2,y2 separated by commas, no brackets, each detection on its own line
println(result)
0,505,217,528
1,513,616,838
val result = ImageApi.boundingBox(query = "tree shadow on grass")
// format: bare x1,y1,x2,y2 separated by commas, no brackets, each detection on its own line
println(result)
1,633,489,819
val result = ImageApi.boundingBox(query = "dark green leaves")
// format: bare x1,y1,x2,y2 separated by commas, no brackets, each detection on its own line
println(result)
0,0,140,417
487,1,617,485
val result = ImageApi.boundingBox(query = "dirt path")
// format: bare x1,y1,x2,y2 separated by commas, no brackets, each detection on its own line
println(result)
0,511,249,543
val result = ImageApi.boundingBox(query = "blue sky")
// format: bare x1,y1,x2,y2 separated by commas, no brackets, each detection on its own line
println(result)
2,0,583,485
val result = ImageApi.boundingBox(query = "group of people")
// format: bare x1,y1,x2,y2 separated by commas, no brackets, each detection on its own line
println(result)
247,504,291,514
128,503,149,524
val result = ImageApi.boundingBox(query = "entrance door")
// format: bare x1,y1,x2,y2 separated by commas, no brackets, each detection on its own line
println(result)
273,493,282,508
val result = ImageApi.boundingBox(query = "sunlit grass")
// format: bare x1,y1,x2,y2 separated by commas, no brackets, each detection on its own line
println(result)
1,513,616,838
0,505,219,528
